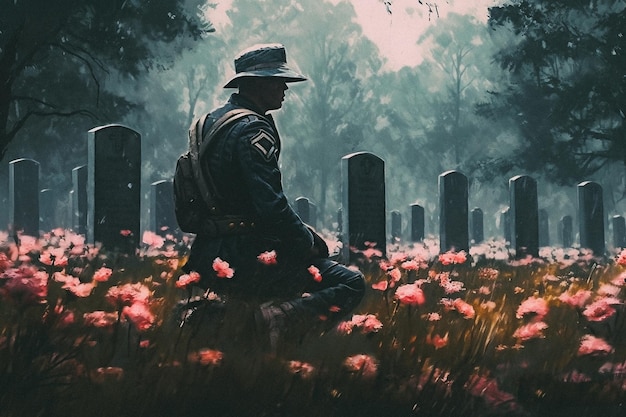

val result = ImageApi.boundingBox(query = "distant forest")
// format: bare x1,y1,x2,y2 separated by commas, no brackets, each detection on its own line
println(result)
1,0,625,241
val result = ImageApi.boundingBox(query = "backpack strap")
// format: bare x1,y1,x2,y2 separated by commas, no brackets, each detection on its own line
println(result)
188,108,260,213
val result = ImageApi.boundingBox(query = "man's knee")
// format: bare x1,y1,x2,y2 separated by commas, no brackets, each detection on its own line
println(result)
346,268,365,296
337,266,365,309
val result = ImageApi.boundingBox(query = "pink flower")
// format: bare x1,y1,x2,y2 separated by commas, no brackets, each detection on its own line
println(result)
401,259,423,271
307,265,322,282
0,266,48,305
389,252,407,264
212,257,234,279
481,301,497,312
453,298,476,319
582,298,617,322
578,335,614,356
53,271,75,284
58,309,76,327
106,283,151,308
439,250,467,265
351,314,383,334
122,302,155,331
387,268,402,285
611,273,626,287
142,231,164,248
0,252,11,273
343,354,378,379
340,316,366,331
478,267,500,280
287,360,315,378
53,301,76,327
83,311,119,328
478,286,492,295
93,267,113,283
175,271,201,288
598,283,620,297
65,281,95,297
513,321,548,341
516,296,549,320
616,248,626,266
17,235,40,256
336,321,355,334
257,250,278,265
189,348,224,366
371,280,388,291
39,248,68,267
427,312,442,321
394,283,426,306
558,289,592,308
119,229,133,237
441,280,465,294
426,333,449,349
378,259,393,271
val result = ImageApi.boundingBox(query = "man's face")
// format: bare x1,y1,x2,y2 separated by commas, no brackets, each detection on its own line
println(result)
257,78,289,111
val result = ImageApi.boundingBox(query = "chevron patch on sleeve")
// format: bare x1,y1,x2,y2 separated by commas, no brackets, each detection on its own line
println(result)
250,130,277,161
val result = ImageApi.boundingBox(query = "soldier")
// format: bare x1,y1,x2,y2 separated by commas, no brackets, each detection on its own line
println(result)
182,43,365,351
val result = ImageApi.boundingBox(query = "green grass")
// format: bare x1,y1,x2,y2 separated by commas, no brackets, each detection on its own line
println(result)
1,229,626,416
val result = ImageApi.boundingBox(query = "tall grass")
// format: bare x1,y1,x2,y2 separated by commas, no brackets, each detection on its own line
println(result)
1,229,625,417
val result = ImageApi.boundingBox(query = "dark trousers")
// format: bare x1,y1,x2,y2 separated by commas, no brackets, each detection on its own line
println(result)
203,257,365,323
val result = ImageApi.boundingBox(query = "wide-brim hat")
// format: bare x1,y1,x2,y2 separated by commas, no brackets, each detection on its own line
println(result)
224,43,307,88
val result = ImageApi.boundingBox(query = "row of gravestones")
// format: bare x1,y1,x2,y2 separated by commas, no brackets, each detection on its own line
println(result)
3,125,620,260
339,155,616,261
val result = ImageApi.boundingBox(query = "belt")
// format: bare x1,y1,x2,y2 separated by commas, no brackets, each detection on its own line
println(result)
200,215,257,237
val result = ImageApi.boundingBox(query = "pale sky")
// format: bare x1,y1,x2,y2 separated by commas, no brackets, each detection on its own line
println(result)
210,0,501,71
347,0,500,70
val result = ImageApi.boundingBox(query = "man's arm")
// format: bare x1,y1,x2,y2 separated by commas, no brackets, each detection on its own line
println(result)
236,120,316,259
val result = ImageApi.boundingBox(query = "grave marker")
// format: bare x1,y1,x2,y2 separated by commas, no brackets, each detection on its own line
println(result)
559,215,573,248
509,175,539,258
341,152,386,261
39,189,56,232
151,179,176,236
577,181,605,255
539,208,550,247
9,158,39,236
72,165,88,235
391,210,401,242
87,125,141,252
470,207,484,244
410,203,424,242
500,207,511,243
439,170,468,253
612,215,626,250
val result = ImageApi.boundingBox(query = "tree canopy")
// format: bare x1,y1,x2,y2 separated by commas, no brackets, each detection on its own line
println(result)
484,0,626,184
0,0,212,161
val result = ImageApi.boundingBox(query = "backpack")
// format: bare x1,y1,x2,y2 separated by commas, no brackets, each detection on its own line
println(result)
173,108,258,233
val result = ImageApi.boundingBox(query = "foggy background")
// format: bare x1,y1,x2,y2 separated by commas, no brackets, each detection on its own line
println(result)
1,0,624,246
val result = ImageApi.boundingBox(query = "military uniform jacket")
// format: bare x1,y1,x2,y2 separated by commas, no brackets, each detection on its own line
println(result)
184,93,314,280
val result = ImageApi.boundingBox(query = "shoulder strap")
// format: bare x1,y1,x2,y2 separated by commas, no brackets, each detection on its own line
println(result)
199,108,259,157
188,108,260,212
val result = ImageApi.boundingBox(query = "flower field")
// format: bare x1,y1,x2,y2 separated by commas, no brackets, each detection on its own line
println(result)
1,229,626,417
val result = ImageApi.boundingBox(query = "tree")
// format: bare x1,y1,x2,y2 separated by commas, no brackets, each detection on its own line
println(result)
416,13,497,171
0,0,213,161
484,0,626,184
